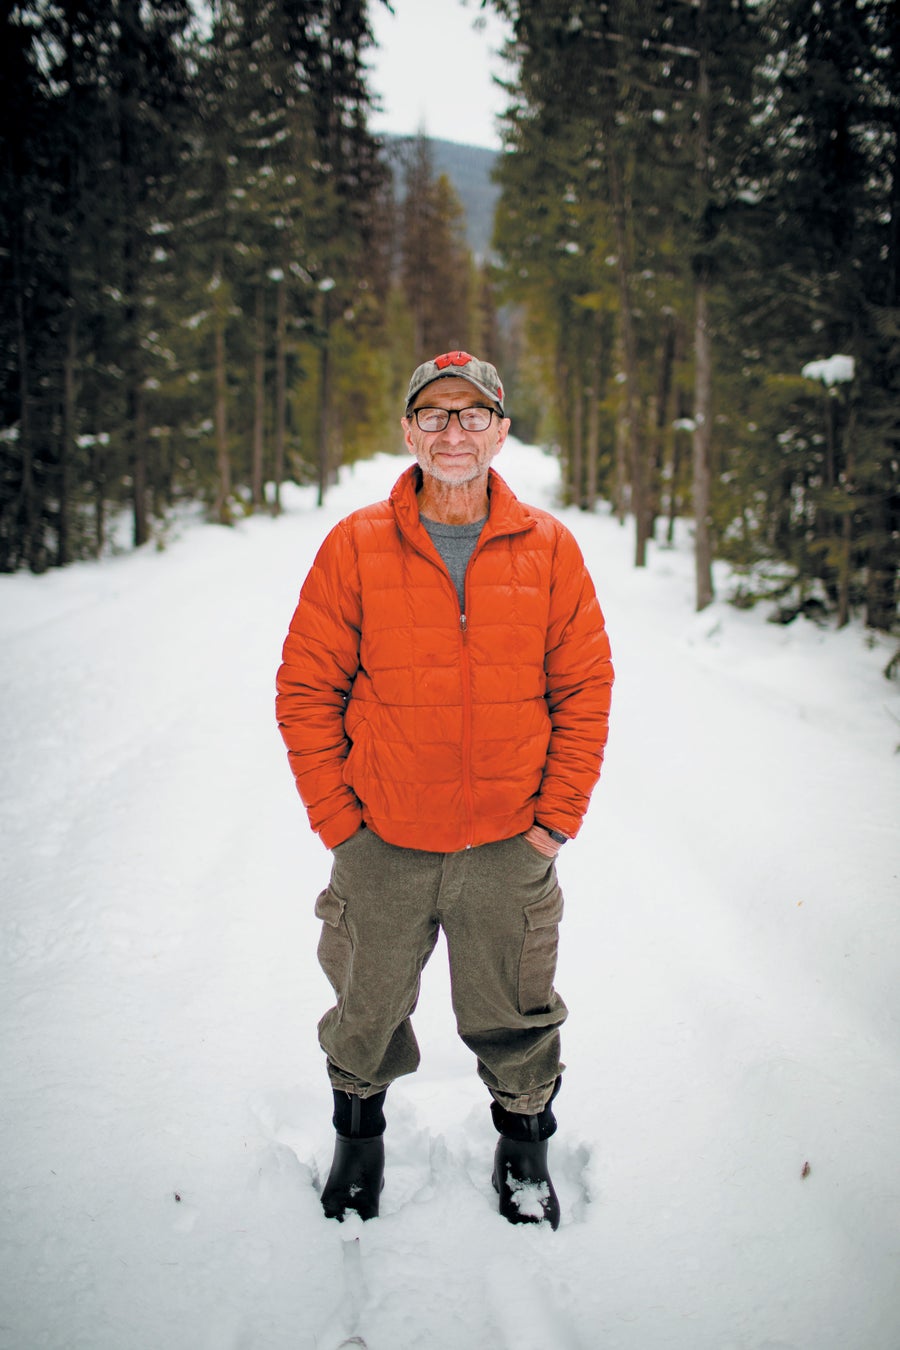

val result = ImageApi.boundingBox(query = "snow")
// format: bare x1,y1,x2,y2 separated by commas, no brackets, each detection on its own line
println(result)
801,354,855,386
1,440,898,1350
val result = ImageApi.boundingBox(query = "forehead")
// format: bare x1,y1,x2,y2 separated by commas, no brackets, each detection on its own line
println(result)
412,376,478,407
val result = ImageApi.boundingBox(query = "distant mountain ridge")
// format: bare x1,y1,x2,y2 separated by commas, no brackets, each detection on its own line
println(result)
383,134,501,261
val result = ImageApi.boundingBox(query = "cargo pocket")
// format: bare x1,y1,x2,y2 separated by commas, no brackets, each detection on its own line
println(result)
517,887,564,1015
315,887,352,999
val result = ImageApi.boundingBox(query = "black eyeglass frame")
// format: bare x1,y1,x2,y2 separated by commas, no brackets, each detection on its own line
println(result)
410,405,498,433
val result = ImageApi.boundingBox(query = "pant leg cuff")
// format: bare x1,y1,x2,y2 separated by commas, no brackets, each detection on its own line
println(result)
490,1074,561,1118
326,1061,390,1100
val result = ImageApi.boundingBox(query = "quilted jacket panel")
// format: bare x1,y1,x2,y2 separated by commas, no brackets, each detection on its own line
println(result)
276,465,613,851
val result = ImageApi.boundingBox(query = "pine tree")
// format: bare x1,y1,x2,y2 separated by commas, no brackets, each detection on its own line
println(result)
715,0,899,629
398,136,475,362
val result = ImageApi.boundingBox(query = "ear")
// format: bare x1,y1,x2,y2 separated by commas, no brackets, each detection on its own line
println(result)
401,416,416,457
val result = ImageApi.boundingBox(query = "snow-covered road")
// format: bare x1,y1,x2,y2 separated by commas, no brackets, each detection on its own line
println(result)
2,443,898,1350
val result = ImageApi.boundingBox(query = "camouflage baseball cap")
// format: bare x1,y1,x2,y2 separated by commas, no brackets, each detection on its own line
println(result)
405,351,505,415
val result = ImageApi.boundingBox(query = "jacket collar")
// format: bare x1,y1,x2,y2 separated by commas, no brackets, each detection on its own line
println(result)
389,464,536,541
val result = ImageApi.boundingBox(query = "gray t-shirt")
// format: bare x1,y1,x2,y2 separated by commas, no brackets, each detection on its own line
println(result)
420,515,486,611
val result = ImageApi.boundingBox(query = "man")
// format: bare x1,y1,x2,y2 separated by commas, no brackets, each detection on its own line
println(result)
276,350,613,1229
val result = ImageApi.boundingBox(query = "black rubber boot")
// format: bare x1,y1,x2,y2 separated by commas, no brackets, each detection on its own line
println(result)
320,1088,387,1222
490,1081,561,1230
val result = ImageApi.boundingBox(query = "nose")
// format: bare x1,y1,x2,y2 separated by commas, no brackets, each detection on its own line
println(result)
442,410,468,441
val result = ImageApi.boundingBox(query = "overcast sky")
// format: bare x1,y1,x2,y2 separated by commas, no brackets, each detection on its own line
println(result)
366,0,513,151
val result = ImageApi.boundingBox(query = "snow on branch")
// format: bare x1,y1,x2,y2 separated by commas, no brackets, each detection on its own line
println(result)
801,354,855,387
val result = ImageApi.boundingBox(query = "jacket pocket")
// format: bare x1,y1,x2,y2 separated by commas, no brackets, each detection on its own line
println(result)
517,887,564,1015
315,887,352,998
342,707,370,791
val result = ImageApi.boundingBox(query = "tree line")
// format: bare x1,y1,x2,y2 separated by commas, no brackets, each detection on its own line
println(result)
489,0,899,628
1,1,898,633
1,0,481,571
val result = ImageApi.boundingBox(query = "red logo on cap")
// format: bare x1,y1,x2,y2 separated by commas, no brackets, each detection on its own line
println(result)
434,351,474,369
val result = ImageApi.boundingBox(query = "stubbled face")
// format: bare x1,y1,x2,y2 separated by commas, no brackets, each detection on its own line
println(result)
402,377,510,488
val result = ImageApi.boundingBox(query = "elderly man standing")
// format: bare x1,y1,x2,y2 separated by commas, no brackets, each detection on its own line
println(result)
276,350,613,1229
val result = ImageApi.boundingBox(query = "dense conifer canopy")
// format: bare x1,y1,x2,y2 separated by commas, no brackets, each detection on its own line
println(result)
1,0,897,630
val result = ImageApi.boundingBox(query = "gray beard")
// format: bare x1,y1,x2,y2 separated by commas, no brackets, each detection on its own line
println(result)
415,453,484,488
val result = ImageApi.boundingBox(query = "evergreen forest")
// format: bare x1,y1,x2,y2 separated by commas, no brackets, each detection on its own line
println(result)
2,0,898,633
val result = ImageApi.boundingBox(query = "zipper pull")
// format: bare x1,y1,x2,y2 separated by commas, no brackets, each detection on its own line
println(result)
460,613,468,633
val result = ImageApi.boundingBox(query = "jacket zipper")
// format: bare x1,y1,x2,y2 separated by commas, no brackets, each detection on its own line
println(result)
458,595,474,846
399,528,476,841
396,502,532,849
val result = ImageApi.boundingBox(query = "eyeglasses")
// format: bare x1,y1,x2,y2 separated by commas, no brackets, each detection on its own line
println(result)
411,406,497,433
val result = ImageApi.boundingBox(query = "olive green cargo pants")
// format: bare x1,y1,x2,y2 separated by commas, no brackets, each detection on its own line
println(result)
314,827,567,1115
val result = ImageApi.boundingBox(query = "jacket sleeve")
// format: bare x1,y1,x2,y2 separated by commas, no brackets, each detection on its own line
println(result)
534,525,614,838
275,520,365,849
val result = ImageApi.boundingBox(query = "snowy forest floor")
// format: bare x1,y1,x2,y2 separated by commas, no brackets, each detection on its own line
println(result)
1,441,898,1350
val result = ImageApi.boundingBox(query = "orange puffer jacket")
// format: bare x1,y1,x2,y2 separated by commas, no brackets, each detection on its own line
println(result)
276,465,613,852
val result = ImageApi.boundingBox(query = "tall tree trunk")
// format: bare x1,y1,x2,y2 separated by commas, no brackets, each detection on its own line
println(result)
667,431,681,546
555,336,573,503
865,66,900,631
60,12,77,569
131,381,148,546
213,271,231,524
648,311,676,548
60,307,77,566
837,402,856,629
864,495,897,631
692,279,714,611
669,390,691,546
614,397,629,525
317,287,332,508
585,330,601,512
13,271,38,570
252,283,265,510
272,274,287,516
119,0,149,550
571,355,584,509
605,132,646,564
91,439,105,557
692,0,715,611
